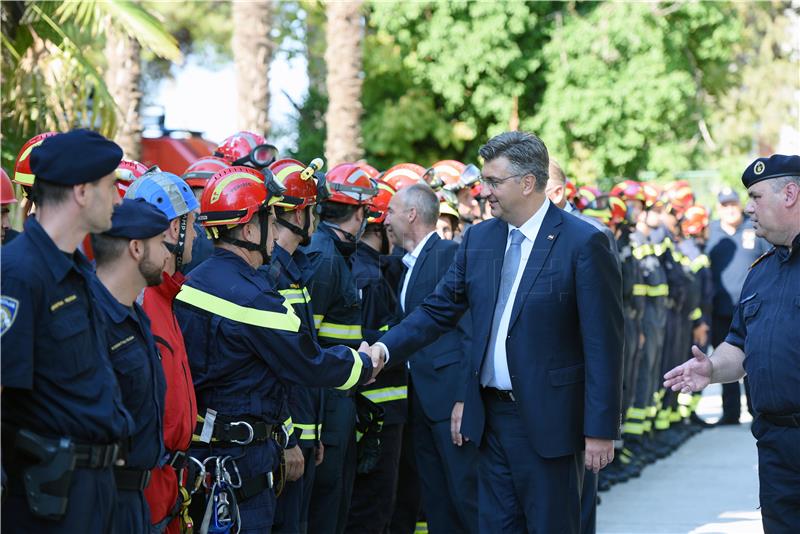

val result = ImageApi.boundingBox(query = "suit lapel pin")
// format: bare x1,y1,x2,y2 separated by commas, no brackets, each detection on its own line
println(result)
547,234,554,240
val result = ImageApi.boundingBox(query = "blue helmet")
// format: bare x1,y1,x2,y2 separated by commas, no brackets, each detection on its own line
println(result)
124,170,199,220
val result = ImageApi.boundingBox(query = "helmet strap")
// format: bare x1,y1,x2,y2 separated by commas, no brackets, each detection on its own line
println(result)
164,214,189,272
275,207,312,243
320,220,358,243
219,208,272,265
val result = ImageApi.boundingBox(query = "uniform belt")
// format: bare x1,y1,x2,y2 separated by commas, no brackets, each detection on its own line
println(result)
193,415,274,447
482,387,516,402
73,442,122,469
760,413,800,428
114,466,152,491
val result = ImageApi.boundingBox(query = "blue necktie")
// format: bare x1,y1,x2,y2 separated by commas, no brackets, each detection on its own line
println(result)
481,229,525,387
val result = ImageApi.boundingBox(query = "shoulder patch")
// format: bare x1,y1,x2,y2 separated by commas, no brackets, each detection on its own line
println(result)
1,296,20,336
750,248,775,270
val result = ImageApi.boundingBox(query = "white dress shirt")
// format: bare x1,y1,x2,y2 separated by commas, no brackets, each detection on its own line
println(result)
400,230,436,312
487,198,550,389
375,230,436,364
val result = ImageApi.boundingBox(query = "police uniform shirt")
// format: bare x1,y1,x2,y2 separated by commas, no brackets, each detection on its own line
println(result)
90,276,166,469
1,217,132,443
707,218,771,317
725,233,800,416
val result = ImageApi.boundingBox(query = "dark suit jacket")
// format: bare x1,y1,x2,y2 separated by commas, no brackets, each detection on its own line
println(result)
380,203,624,458
401,233,471,422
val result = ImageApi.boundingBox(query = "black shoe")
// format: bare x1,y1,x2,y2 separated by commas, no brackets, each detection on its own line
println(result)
716,416,741,426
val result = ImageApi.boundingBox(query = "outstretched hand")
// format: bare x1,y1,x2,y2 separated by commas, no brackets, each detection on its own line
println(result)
663,345,713,394
358,342,385,384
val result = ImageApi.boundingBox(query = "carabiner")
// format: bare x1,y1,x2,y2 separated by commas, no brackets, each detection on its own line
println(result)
229,421,254,445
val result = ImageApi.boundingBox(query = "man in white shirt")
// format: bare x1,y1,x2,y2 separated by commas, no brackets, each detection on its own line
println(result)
373,132,623,533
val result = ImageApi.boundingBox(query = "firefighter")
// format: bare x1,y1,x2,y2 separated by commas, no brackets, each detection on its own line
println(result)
267,157,326,534
89,198,172,533
676,205,714,431
602,181,648,487
1,129,132,533
302,163,378,534
348,179,410,533
125,170,202,533
174,165,381,532
1,168,19,244
180,157,228,273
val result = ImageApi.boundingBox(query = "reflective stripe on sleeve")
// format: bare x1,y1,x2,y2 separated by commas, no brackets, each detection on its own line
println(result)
646,284,669,297
632,284,648,296
295,423,318,441
176,285,301,332
278,287,311,305
361,386,408,404
318,321,362,341
689,307,702,321
336,348,364,390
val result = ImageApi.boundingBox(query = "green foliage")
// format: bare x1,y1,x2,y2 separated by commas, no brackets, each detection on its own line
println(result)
528,1,743,184
1,0,180,173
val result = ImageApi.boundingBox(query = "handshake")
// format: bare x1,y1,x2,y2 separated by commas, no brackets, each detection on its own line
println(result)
358,342,387,383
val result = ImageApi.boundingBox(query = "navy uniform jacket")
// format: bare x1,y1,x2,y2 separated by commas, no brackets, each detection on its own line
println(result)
175,248,373,423
269,243,324,447
617,227,646,320
1,217,132,442
725,233,800,416
353,244,408,424
301,224,363,349
400,233,471,423
707,219,771,317
380,203,624,458
630,229,669,306
90,278,166,469
677,238,712,326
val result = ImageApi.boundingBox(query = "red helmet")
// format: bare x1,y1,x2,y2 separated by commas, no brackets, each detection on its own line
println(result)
383,163,425,191
664,180,694,216
182,156,231,188
564,180,578,203
214,131,278,169
14,132,59,186
681,205,709,237
324,163,377,205
270,158,319,211
115,159,150,197
611,180,646,203
608,196,627,226
355,161,380,179
367,180,396,224
641,182,663,209
425,160,465,189
1,168,18,205
575,186,602,212
198,166,281,227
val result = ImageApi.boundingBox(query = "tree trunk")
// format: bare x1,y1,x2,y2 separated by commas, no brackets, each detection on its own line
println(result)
232,0,274,136
324,0,364,166
104,30,142,160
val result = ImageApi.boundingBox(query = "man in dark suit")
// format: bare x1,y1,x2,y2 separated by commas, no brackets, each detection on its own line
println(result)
384,183,478,533
371,131,623,533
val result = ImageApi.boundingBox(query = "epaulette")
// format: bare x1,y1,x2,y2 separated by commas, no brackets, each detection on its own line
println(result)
750,248,775,270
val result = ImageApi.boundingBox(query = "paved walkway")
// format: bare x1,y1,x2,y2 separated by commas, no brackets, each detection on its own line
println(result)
597,384,763,534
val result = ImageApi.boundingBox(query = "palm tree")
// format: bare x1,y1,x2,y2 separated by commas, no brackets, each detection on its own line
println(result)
232,0,274,136
324,0,364,166
104,30,142,160
1,1,180,169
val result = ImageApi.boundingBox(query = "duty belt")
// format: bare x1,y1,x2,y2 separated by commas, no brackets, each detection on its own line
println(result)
760,413,800,428
2,424,121,469
114,466,152,491
193,411,274,447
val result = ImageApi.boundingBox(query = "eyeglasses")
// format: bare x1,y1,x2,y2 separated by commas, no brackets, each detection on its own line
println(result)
479,172,528,189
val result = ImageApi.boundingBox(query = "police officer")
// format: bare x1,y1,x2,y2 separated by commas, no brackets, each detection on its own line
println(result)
90,198,172,533
175,166,380,532
1,129,132,532
665,154,800,534
706,187,771,424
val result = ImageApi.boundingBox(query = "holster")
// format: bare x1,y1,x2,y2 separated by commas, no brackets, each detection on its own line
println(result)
14,429,77,521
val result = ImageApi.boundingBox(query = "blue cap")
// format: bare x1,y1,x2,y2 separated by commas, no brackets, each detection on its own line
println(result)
30,129,123,186
717,187,740,204
104,198,170,239
741,154,800,189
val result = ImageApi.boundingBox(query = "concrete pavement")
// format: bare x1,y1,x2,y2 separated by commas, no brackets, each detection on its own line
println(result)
597,384,763,534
